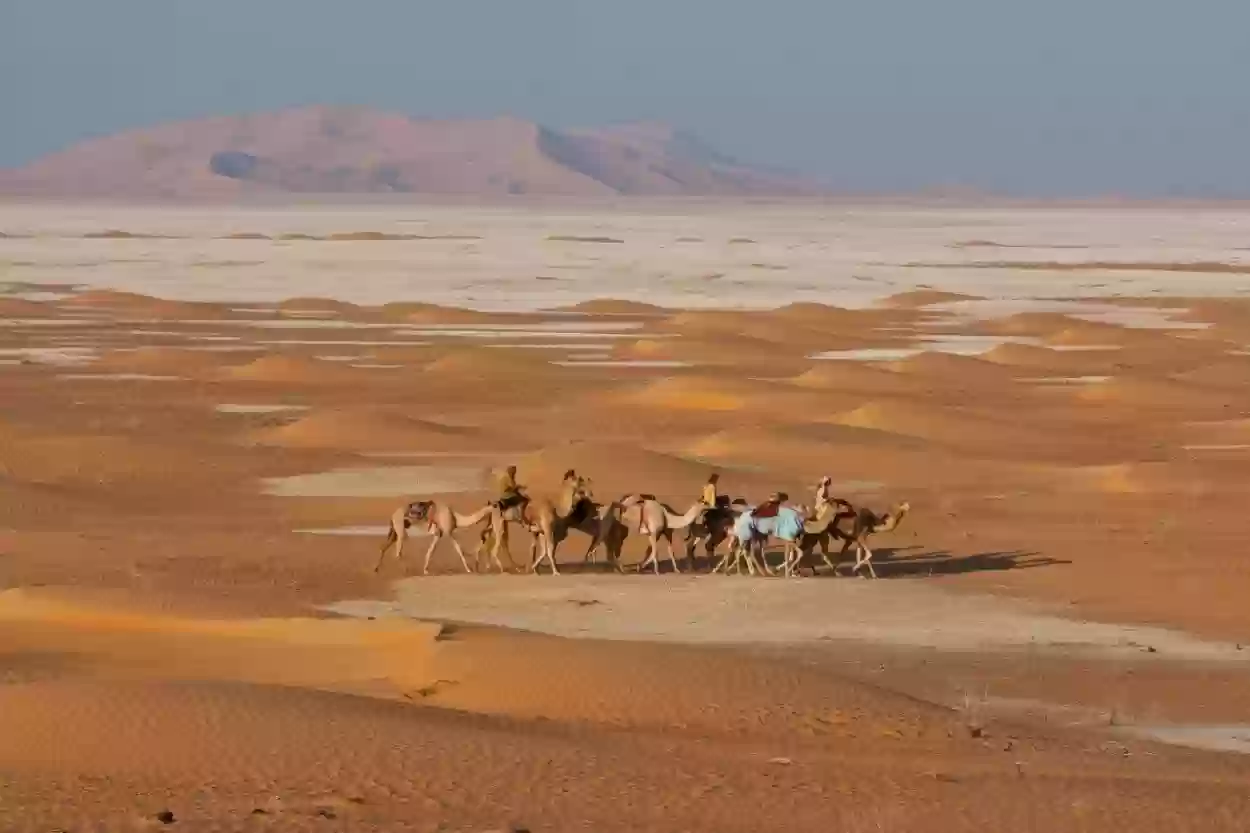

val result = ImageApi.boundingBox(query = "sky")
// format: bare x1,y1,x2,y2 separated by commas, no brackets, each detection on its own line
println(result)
2,0,1248,196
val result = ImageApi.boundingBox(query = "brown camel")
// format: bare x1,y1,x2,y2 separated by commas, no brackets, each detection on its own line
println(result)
795,498,858,572
832,501,911,578
377,500,502,575
619,495,707,574
581,497,633,569
683,498,749,568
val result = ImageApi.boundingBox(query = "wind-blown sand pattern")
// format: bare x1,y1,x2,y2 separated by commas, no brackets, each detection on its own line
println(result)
5,202,1250,831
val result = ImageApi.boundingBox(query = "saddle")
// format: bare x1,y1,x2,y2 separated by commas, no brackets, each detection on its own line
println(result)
496,492,529,513
753,502,782,520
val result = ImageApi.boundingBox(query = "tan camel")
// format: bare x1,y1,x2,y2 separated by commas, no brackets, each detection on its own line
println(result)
377,500,502,575
619,495,707,574
477,476,595,575
833,501,911,578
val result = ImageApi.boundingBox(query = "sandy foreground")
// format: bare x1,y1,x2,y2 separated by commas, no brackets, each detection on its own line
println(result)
4,201,1250,831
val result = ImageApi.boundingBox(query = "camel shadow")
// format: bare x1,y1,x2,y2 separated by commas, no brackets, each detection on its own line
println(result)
866,548,1068,578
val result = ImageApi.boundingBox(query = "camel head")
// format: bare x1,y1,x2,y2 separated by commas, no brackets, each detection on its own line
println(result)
879,501,911,532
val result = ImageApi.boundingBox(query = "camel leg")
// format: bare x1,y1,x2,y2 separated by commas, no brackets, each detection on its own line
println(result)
787,543,804,578
856,543,878,579
818,533,839,573
834,537,854,576
376,521,400,572
664,532,682,574
499,524,519,572
484,526,508,573
635,540,654,574
547,536,562,576
758,540,776,577
449,536,473,574
744,542,763,577
420,534,441,575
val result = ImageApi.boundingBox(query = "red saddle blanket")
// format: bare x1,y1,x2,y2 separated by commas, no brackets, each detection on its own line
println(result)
753,502,781,519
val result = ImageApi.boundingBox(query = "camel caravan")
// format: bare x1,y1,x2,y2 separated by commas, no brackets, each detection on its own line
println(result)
377,467,910,579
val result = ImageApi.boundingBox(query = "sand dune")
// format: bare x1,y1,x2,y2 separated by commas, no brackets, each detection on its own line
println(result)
1075,375,1241,414
99,345,237,377
518,440,716,494
828,399,1113,462
222,353,366,383
1052,461,1211,496
62,288,226,318
1175,358,1250,389
879,289,985,308
251,408,493,452
276,296,362,315
553,298,670,315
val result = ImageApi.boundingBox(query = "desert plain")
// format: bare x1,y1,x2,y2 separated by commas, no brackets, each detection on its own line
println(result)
4,200,1250,831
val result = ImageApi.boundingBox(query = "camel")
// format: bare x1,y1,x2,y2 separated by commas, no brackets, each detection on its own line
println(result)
723,504,810,577
795,499,859,572
831,501,911,578
377,500,503,575
683,498,750,568
618,495,709,574
581,497,633,570
477,476,595,575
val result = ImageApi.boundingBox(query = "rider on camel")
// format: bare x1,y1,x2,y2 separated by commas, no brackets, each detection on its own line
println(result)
495,465,527,512
639,472,720,538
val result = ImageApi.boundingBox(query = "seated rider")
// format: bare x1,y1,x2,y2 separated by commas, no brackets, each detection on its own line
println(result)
495,465,528,512
639,473,719,537
701,472,720,509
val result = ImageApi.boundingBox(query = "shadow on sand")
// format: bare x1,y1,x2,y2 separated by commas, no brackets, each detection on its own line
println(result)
857,547,1069,578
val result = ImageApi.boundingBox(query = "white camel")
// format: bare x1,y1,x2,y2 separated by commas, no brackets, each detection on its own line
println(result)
619,495,707,574
377,500,502,575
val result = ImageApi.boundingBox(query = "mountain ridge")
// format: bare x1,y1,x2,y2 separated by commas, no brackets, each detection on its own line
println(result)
0,106,823,199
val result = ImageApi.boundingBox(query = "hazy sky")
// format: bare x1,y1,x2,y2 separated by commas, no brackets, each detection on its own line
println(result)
3,1,1248,196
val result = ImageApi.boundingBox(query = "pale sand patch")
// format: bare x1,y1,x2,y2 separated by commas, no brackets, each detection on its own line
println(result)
57,373,183,381
262,464,488,498
1123,725,1250,755
295,525,398,537
326,575,1250,664
552,359,693,368
214,403,309,414
11,203,1250,310
0,347,96,365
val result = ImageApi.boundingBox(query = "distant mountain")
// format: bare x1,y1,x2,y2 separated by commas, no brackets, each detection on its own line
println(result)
0,106,823,199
